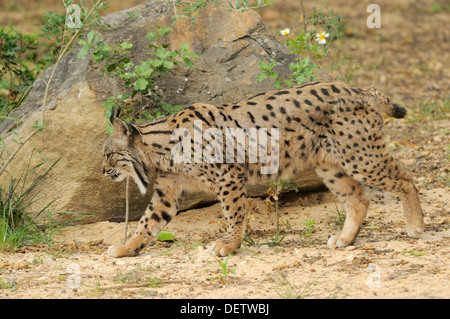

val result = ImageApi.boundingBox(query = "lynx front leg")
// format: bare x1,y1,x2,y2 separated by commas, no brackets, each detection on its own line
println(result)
108,175,182,258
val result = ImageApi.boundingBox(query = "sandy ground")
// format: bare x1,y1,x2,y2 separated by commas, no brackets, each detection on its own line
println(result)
0,183,448,299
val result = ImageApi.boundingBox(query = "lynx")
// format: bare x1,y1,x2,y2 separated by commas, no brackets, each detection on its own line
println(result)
102,81,425,257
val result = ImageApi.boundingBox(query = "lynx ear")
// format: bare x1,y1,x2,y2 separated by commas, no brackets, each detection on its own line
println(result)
112,117,140,139
109,106,115,124
109,106,122,124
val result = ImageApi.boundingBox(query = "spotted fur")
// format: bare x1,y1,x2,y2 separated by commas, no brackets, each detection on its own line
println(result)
102,81,425,257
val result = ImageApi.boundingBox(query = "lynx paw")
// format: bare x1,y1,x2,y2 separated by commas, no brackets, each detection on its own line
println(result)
209,239,240,257
327,234,352,249
107,243,139,258
406,225,425,238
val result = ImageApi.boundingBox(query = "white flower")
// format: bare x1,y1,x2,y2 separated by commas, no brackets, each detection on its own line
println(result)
315,31,329,44
280,28,290,36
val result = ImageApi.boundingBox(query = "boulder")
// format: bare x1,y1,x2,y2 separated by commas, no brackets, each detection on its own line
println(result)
0,1,325,224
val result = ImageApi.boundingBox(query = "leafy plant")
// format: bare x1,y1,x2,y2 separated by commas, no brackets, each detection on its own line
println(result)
0,151,66,252
78,26,198,133
401,248,426,256
406,99,449,123
1,0,110,177
299,219,317,238
244,179,297,247
326,203,346,228
0,25,42,118
277,271,316,299
171,0,275,24
257,0,356,88
0,277,15,290
210,254,236,284
267,179,298,231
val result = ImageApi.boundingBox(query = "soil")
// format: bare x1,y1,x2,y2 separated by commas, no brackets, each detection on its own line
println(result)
0,0,449,299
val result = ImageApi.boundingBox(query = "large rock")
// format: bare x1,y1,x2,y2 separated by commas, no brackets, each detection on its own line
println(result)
0,1,324,224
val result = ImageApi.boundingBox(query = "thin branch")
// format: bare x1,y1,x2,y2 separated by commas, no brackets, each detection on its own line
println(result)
97,280,186,291
123,177,130,243
300,0,307,34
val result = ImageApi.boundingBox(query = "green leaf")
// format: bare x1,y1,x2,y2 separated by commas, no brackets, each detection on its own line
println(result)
162,60,174,69
157,230,174,242
87,30,95,44
119,42,133,49
180,42,190,52
106,124,113,135
147,31,158,40
256,73,267,82
183,57,194,67
158,27,172,36
134,78,149,90
77,46,90,58
106,64,117,72
135,61,153,77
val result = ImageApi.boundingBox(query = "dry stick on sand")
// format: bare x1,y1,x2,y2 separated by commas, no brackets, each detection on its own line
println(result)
98,280,186,291
124,177,130,243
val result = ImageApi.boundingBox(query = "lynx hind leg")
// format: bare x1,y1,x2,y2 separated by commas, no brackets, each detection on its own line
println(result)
315,164,370,248
108,176,182,258
352,157,425,238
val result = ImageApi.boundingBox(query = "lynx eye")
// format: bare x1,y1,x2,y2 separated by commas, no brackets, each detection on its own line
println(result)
106,153,113,160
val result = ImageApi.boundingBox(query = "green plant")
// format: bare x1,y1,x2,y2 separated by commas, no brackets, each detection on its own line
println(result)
0,25,42,118
267,179,298,232
406,99,449,123
0,277,15,290
277,271,316,299
113,269,141,284
326,203,346,228
146,276,163,288
0,148,89,252
401,248,426,256
257,44,321,88
210,254,236,284
244,179,297,247
257,0,356,88
78,26,198,133
0,152,56,252
299,219,316,238
172,0,275,24
0,0,109,178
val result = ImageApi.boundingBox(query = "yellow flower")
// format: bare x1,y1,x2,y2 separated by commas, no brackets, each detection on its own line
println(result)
280,28,290,36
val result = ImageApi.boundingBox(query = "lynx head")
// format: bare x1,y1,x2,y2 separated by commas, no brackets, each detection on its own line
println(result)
102,107,149,195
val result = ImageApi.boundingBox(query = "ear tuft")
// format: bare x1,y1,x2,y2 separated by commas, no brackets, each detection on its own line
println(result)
109,106,123,124
109,106,115,124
